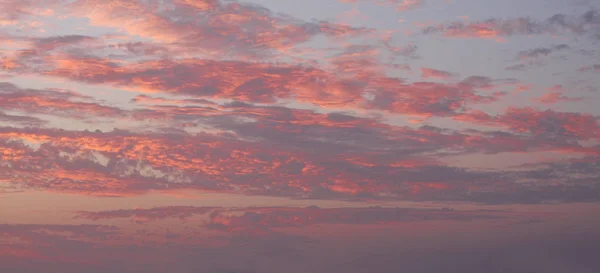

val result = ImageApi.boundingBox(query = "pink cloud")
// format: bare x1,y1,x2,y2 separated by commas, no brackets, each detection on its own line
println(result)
339,0,425,12
455,107,600,141
422,10,600,39
66,0,370,59
533,92,582,104
578,64,600,72
0,82,126,119
420,67,455,79
0,0,598,208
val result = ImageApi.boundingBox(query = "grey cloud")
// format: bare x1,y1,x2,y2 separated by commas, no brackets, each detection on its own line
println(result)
423,9,600,39
516,44,571,60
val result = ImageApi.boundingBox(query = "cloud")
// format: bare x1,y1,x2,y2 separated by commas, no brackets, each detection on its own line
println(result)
394,0,424,11
455,107,600,141
0,125,451,199
205,206,518,232
0,0,43,25
0,111,45,126
0,0,598,206
0,97,597,203
516,44,570,60
65,0,371,59
578,64,600,72
74,205,524,231
0,33,100,73
503,44,571,71
1,1,600,272
421,67,455,79
0,82,127,120
9,55,496,117
0,223,119,238
75,206,220,223
31,35,96,51
505,63,527,71
0,14,502,121
533,92,583,104
131,94,218,106
0,126,549,202
340,0,425,12
422,9,600,39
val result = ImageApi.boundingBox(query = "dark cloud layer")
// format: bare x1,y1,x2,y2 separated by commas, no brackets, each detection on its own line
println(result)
75,206,520,228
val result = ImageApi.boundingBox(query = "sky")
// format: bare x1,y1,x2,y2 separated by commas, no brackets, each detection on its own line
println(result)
1,0,600,272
